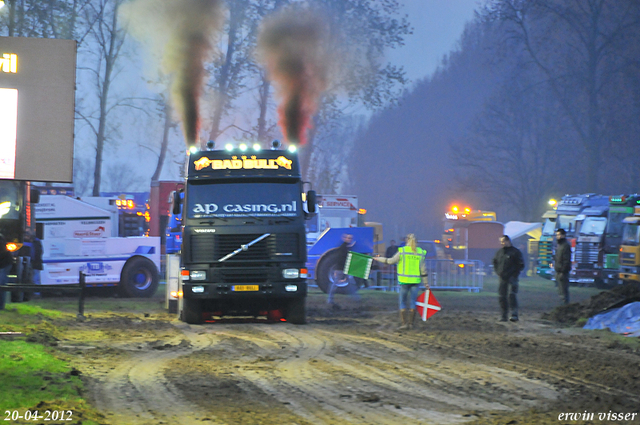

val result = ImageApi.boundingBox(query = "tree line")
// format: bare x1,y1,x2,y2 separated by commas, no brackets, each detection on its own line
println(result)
453,0,640,220
0,0,411,195
350,0,640,238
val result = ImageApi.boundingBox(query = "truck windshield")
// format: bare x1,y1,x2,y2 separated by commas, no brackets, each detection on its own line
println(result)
606,212,629,238
622,224,640,246
186,181,301,219
557,215,577,236
579,217,607,235
541,219,556,236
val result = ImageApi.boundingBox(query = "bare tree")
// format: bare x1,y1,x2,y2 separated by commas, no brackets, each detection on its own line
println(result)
254,69,278,143
485,0,640,192
148,98,177,182
298,0,411,180
307,113,366,194
72,156,92,196
0,0,90,39
103,162,143,192
453,78,579,221
75,0,128,196
251,0,411,181
206,0,262,143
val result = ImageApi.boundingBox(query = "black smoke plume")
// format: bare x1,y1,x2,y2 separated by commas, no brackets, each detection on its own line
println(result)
121,0,225,147
257,6,330,145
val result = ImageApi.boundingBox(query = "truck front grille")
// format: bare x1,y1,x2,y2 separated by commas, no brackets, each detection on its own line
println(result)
575,242,598,267
620,252,637,265
219,268,269,283
189,233,299,264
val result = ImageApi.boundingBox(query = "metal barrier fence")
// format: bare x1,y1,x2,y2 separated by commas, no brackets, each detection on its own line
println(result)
367,259,484,293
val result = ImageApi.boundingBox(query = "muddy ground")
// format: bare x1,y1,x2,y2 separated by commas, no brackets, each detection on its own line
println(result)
8,279,640,425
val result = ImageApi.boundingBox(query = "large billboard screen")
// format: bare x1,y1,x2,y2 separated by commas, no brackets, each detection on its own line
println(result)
0,36,76,182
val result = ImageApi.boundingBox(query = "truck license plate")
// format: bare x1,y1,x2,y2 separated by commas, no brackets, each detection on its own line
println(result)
232,285,259,292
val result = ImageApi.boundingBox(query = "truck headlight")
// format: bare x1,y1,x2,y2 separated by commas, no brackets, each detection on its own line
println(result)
285,285,298,292
283,269,299,279
190,271,206,281
192,286,205,293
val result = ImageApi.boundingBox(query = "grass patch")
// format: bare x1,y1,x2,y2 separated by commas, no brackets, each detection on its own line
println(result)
3,303,68,319
5,284,167,316
0,340,82,409
0,340,104,424
588,328,640,351
0,305,72,336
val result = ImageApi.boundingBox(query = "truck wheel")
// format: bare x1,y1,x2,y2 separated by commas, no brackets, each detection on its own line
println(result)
285,297,306,325
354,277,368,289
119,257,159,298
182,298,203,324
595,279,614,290
315,248,357,295
10,291,24,303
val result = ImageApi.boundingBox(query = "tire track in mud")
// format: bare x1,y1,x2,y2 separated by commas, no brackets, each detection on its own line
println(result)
375,329,640,400
86,319,608,425
88,327,226,425
177,323,562,424
316,330,559,408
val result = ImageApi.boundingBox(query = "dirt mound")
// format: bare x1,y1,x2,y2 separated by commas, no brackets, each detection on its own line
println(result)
542,282,640,324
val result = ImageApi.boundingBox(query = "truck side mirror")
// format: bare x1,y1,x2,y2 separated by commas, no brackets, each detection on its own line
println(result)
307,190,317,214
172,190,182,215
30,188,40,204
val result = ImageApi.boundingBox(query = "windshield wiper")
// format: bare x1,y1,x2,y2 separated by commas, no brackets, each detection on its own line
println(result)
218,233,271,262
234,214,265,222
199,217,227,224
274,215,295,223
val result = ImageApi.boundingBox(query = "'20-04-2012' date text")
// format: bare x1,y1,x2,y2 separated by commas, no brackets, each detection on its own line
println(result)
4,410,73,421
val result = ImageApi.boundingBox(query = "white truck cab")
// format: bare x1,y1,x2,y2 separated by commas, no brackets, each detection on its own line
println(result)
35,195,160,297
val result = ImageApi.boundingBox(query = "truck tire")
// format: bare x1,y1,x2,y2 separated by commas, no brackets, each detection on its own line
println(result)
285,297,306,325
182,298,203,324
118,257,159,298
354,277,368,289
315,248,357,295
10,291,24,303
595,278,614,290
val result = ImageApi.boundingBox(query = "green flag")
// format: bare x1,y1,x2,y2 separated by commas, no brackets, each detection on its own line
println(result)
344,252,373,279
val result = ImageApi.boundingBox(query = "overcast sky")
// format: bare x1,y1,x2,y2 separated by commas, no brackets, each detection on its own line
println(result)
387,0,481,83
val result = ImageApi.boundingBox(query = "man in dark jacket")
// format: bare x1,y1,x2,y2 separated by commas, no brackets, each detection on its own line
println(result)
385,240,399,258
492,235,525,322
554,228,572,305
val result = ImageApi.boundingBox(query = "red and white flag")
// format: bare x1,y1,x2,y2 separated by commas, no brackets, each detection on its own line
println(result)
416,289,441,321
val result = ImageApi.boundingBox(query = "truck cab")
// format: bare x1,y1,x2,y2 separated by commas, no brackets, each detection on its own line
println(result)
34,195,160,297
573,195,640,288
619,206,640,284
573,206,608,286
536,210,557,280
0,180,39,300
175,147,316,324
443,207,503,266
305,195,359,246
536,194,608,281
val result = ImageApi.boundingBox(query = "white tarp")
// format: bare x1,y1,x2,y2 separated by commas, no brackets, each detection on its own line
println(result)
504,221,542,240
